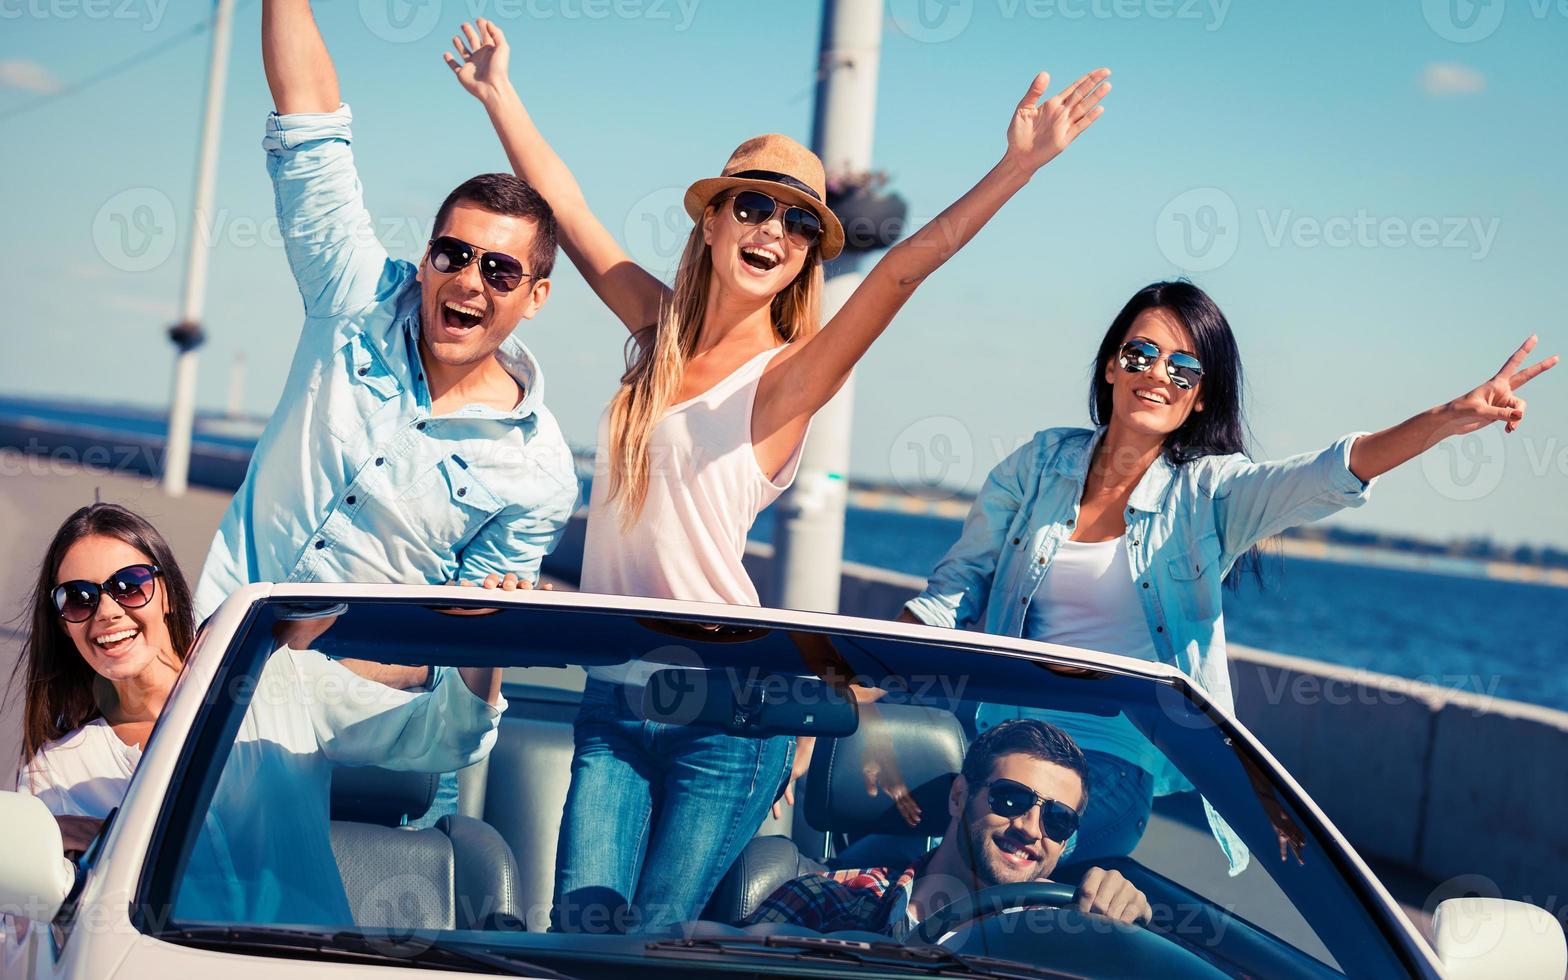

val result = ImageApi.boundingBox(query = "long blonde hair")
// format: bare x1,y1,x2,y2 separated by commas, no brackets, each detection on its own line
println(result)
606,197,824,527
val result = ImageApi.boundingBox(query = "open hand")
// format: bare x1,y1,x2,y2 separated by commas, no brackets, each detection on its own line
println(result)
1005,68,1111,174
443,19,511,102
1445,334,1558,436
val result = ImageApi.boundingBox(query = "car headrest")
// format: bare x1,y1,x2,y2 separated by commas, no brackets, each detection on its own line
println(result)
804,703,966,838
330,766,438,827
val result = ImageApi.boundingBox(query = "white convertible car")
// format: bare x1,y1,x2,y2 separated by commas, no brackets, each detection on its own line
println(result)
3,584,1563,979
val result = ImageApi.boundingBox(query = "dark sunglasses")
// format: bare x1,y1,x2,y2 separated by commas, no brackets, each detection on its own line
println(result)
730,190,823,249
426,236,534,293
983,778,1081,844
1118,339,1204,391
52,564,161,624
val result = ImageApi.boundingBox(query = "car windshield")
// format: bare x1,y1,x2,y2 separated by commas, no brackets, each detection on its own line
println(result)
136,594,1417,979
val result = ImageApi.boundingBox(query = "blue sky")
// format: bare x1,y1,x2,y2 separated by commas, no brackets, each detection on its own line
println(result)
1,0,1565,548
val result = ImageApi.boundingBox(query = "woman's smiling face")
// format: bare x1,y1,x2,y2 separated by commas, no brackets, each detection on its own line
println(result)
54,534,175,683
1104,307,1206,440
702,191,814,302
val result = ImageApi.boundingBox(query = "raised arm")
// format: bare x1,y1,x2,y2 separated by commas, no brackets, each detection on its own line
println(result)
262,0,339,114
756,69,1110,437
260,0,391,320
1348,334,1557,481
445,19,669,333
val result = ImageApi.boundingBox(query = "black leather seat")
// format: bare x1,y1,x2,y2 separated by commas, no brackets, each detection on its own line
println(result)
705,703,969,924
328,765,522,931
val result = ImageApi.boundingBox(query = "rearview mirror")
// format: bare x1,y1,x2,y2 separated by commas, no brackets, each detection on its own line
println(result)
641,668,859,737
0,792,77,923
1433,897,1567,980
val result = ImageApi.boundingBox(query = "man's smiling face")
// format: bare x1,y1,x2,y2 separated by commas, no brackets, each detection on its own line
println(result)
951,752,1086,887
415,202,551,368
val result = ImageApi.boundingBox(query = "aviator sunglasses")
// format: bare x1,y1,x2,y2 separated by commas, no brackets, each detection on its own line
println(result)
426,235,535,293
1118,339,1204,391
52,564,161,623
730,190,824,250
983,777,1081,844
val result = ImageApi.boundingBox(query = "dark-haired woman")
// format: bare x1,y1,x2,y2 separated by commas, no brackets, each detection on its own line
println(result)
7,503,506,925
903,281,1557,875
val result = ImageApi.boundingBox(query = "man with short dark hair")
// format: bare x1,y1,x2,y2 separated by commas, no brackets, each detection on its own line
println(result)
746,719,1151,939
195,0,578,620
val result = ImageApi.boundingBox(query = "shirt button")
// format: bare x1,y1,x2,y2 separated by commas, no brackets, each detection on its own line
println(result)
1142,582,1150,589
314,540,326,549
345,495,356,505
1012,537,1021,545
357,366,369,376
1065,519,1075,527
1020,597,1028,605
375,457,385,466
416,421,427,431
457,487,467,497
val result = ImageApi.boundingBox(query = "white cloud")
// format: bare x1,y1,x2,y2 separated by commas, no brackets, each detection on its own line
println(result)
0,59,61,95
1420,63,1486,96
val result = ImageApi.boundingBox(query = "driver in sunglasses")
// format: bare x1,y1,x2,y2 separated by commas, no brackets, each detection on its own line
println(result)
746,719,1150,938
193,0,579,624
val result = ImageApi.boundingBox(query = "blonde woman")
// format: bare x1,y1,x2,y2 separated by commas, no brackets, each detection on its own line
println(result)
445,18,1110,931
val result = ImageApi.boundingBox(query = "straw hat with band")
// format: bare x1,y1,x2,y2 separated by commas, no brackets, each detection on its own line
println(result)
683,134,845,261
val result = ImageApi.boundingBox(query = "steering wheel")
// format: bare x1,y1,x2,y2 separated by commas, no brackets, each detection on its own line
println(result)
910,882,1080,945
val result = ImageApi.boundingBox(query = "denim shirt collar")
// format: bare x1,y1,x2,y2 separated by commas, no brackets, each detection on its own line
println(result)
1052,426,1177,514
395,296,547,422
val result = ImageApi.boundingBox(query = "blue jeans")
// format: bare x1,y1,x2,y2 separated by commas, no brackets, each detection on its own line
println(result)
1068,751,1154,864
551,679,793,933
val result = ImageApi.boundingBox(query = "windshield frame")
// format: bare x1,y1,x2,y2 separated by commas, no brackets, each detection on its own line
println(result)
125,585,1437,977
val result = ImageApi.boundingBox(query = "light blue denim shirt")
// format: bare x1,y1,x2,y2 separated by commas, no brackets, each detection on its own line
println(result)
195,106,578,620
905,426,1375,874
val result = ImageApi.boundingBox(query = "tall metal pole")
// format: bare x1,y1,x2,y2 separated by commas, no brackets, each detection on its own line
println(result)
770,0,883,613
163,0,237,496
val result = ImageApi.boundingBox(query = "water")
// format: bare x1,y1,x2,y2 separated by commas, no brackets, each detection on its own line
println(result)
7,395,1565,712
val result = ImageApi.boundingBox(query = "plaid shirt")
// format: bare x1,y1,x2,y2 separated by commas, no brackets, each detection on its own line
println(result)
745,851,936,941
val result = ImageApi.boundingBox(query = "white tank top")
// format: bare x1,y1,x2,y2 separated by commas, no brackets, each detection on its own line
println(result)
589,348,809,683
583,347,805,683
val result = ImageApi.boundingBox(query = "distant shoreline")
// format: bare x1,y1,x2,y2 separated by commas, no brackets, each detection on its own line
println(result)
1272,537,1568,590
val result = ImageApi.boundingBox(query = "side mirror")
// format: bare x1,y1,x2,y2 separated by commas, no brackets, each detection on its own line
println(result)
0,792,77,923
1433,897,1567,980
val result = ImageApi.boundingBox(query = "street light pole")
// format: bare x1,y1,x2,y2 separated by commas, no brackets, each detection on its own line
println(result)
162,0,237,496
769,0,884,613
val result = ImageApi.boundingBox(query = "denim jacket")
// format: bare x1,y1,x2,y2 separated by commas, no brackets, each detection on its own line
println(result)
905,426,1375,874
194,106,578,619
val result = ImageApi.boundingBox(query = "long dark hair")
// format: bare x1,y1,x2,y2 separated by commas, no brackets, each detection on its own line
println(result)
1088,280,1265,588
6,504,194,767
